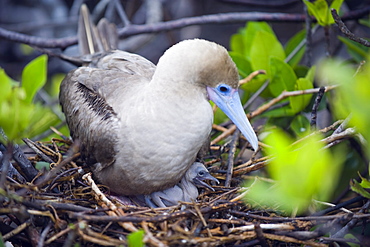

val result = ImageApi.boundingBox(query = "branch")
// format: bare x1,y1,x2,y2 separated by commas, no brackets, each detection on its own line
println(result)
331,8,370,47
1,6,369,49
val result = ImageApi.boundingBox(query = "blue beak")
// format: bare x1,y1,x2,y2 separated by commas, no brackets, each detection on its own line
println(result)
207,85,258,151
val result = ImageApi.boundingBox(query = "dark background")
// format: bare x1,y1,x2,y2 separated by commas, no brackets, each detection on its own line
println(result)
0,0,368,81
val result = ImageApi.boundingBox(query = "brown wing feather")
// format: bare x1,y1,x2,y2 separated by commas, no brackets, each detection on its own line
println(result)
60,69,119,167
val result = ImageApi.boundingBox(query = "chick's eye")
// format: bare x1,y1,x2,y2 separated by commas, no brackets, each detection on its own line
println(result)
217,84,231,93
198,170,205,176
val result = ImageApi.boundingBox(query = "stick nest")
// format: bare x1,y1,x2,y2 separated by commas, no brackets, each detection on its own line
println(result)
0,135,368,247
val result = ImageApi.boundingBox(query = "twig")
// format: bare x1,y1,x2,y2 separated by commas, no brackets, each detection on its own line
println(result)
142,221,167,247
264,233,327,247
38,220,53,247
321,127,355,146
229,222,295,233
45,224,74,245
82,173,138,232
225,129,239,187
248,86,337,119
310,86,326,129
13,144,39,181
332,9,370,47
330,200,370,240
0,143,13,190
68,201,238,223
23,138,55,164
3,220,32,241
239,70,266,85
32,152,80,190
193,202,212,237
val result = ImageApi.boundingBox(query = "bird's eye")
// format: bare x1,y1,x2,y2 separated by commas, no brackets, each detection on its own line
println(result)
217,84,231,94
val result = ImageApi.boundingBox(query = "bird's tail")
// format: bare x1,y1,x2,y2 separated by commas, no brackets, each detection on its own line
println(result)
78,4,118,55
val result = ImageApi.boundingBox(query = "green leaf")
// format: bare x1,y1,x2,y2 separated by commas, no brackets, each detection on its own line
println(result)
127,230,145,247
21,55,48,104
0,69,13,104
0,87,32,142
350,179,370,199
242,22,274,56
26,104,60,138
230,33,245,57
303,0,344,26
330,0,344,14
285,29,306,67
35,161,50,170
0,56,61,143
290,114,310,137
338,36,369,63
290,78,313,112
269,57,297,96
358,173,370,189
229,52,252,78
303,0,328,26
0,234,5,247
250,31,286,72
305,65,316,82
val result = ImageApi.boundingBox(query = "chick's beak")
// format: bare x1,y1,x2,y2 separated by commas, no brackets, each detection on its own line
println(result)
193,172,219,191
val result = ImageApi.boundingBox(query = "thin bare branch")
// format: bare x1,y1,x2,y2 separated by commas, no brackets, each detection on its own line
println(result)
1,7,369,49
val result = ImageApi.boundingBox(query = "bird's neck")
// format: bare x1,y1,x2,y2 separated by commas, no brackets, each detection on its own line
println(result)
179,177,199,201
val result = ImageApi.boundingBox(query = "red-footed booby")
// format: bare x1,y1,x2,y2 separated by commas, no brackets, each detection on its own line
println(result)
60,5,258,196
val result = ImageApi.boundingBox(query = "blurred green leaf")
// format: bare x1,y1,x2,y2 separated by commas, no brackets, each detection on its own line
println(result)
344,234,360,247
285,29,306,67
127,230,145,247
21,55,48,104
0,234,5,247
20,44,34,55
245,128,343,214
359,19,370,28
319,58,370,155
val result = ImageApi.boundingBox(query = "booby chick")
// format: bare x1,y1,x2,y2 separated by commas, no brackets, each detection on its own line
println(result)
144,162,219,208
60,5,258,196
